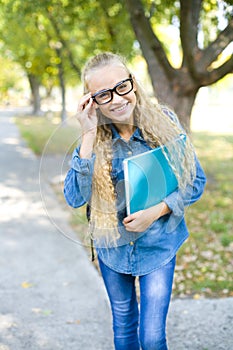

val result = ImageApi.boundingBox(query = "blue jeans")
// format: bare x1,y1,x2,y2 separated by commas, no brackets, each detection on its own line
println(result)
98,256,176,350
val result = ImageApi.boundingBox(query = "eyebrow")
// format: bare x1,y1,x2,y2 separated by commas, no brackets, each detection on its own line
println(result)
92,77,131,96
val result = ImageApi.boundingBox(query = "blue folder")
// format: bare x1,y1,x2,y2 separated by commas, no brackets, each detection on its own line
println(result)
123,134,186,215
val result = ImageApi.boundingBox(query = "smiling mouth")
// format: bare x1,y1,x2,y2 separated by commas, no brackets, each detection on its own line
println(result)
111,103,128,112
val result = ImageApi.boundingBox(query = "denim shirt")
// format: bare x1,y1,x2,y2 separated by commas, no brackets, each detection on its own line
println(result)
64,125,206,276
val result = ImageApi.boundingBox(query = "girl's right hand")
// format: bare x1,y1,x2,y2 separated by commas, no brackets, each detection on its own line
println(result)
77,93,98,136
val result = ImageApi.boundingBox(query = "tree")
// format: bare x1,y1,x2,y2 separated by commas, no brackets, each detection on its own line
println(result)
0,55,25,104
124,0,233,130
0,1,57,114
0,0,135,119
33,0,135,120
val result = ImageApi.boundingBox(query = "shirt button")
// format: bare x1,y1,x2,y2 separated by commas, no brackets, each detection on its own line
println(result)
129,241,134,246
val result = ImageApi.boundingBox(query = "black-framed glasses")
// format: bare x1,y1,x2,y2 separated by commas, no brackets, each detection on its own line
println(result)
91,77,133,105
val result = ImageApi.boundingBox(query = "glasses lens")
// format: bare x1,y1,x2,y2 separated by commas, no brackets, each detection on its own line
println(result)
93,78,133,105
94,91,112,105
116,79,133,96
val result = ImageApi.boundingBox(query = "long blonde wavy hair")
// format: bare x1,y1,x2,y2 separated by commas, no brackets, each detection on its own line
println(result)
82,52,196,246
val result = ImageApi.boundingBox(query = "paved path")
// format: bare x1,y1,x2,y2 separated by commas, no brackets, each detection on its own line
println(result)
0,108,232,350
0,109,113,350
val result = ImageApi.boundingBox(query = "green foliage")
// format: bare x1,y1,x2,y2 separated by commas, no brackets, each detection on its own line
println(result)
1,0,232,125
201,0,233,45
137,0,233,56
141,0,180,23
0,0,135,93
0,56,25,101
0,0,56,88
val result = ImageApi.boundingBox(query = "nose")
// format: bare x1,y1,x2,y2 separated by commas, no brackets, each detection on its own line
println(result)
111,91,124,103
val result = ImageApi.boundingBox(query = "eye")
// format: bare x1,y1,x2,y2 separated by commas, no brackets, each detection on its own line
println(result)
96,91,111,101
118,83,128,91
99,92,109,98
117,80,132,94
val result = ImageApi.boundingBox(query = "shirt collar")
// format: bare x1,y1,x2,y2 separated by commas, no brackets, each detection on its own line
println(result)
111,124,144,143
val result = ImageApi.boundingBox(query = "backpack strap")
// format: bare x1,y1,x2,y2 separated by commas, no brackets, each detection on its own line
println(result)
86,204,95,261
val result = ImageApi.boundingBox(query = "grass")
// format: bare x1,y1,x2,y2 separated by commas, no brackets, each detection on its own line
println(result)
174,132,233,298
15,115,233,298
15,113,80,155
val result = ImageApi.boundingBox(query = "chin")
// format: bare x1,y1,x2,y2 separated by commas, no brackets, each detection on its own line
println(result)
111,115,133,124
111,109,135,124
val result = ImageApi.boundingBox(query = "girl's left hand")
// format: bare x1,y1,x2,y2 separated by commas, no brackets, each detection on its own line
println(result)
123,202,171,232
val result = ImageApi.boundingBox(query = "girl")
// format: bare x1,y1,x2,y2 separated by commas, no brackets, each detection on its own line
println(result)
64,52,206,350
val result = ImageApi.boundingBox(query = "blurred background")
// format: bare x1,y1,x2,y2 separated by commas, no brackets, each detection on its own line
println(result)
0,0,232,131
0,0,232,298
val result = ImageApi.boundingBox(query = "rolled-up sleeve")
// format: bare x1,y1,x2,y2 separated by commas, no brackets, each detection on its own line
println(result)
63,147,95,208
164,155,206,217
162,108,206,215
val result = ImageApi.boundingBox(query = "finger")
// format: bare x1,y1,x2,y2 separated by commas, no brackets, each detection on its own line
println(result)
77,93,92,112
123,210,143,224
123,215,134,224
87,97,95,111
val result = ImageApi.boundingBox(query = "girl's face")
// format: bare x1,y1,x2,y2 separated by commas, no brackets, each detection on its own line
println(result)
87,65,137,125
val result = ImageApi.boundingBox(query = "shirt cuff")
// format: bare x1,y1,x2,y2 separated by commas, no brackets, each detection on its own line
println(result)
163,190,184,218
71,146,95,175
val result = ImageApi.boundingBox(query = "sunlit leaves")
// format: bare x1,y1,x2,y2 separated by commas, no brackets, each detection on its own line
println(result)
137,0,232,50
0,0,135,97
0,56,24,100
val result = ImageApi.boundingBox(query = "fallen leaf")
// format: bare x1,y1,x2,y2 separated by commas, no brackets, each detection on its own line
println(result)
31,308,52,316
42,310,53,316
66,320,81,325
31,308,42,314
193,293,201,300
21,281,34,289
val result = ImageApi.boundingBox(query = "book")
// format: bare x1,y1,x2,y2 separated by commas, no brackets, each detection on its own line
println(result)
123,134,186,215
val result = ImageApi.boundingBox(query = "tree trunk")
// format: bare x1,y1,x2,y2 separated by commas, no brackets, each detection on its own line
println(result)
145,55,198,131
59,70,67,124
56,48,67,123
125,0,198,131
162,89,197,132
27,73,41,115
125,0,233,131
